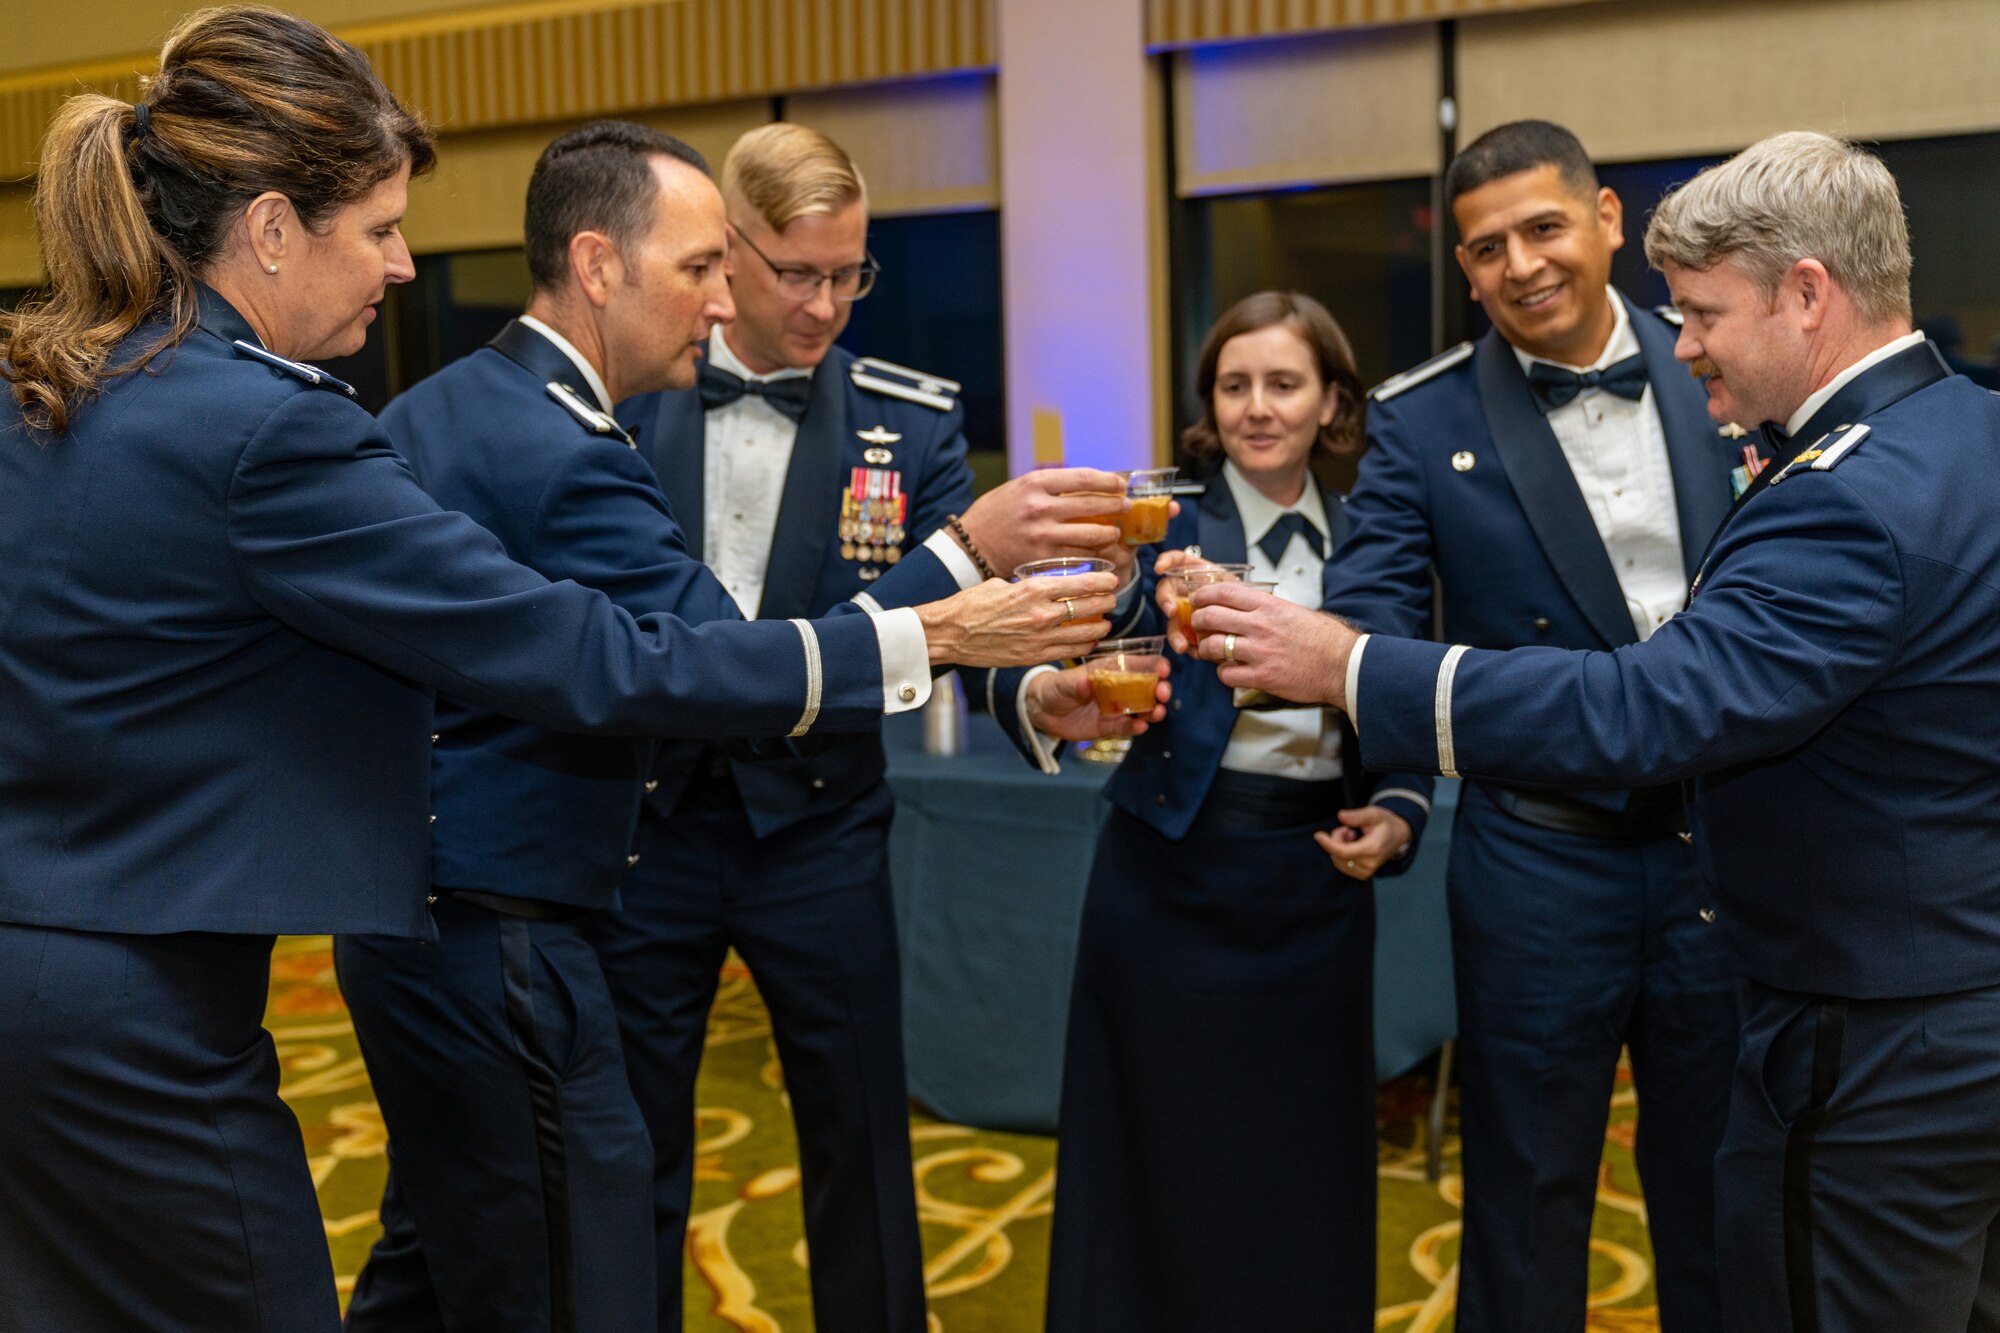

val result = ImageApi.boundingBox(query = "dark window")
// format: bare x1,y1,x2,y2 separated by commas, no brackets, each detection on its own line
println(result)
1176,180,1434,487
839,209,1005,485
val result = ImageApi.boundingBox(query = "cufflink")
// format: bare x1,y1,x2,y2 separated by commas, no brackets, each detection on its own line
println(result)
898,683,917,703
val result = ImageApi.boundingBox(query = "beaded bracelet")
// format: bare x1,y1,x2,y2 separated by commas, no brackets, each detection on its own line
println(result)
944,513,998,580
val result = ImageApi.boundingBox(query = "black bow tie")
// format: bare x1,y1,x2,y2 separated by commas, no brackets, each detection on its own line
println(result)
1526,354,1649,413
1256,512,1325,566
697,361,812,421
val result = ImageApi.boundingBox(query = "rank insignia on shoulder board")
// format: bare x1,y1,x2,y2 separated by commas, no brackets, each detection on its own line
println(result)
840,466,907,570
851,358,960,412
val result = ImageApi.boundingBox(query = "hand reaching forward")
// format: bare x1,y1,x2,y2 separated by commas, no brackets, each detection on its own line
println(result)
1152,546,1212,654
1189,581,1358,708
1316,805,1412,881
915,572,1117,669
1025,661,1171,741
956,468,1130,574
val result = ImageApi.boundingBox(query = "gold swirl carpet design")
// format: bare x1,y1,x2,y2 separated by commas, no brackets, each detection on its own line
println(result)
271,936,1659,1330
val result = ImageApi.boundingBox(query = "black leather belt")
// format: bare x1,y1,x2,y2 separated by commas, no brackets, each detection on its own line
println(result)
671,745,743,814
446,889,588,922
1198,768,1338,833
1484,784,1686,841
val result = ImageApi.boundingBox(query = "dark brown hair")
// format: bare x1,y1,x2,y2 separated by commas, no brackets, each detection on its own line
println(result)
1181,290,1364,462
2,5,435,433
525,121,709,293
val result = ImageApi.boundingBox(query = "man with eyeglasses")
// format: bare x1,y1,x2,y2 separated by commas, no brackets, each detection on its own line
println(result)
598,122,1124,1332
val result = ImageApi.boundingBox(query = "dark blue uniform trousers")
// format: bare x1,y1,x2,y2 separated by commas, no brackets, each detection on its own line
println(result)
1449,783,1736,1333
335,898,654,1332
584,780,925,1333
1719,981,2000,1333
0,926,339,1333
1044,800,1378,1333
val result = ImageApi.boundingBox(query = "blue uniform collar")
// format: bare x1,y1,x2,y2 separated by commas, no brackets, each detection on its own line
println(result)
488,318,601,405
194,284,262,348
1786,340,1952,449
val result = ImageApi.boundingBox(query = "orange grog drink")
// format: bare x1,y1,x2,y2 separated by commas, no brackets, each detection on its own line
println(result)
1083,636,1165,715
1089,669,1159,715
1120,493,1171,546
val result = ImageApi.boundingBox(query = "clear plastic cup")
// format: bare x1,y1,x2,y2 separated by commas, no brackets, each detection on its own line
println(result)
1168,562,1252,647
1084,636,1166,715
1013,556,1115,628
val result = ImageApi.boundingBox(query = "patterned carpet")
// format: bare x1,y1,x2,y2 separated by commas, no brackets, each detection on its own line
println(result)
271,935,1661,1330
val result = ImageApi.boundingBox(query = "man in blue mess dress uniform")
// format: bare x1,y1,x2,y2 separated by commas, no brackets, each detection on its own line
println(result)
1193,130,2000,1333
336,123,1123,1333
1323,120,1755,1332
596,122,1136,1332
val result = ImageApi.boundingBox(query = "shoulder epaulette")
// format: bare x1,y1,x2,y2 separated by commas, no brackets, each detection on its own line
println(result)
851,356,958,412
1770,423,1871,485
1369,343,1474,402
545,382,636,448
231,340,356,398
1651,304,1685,327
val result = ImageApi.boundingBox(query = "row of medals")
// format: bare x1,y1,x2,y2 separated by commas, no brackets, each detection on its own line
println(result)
840,493,905,565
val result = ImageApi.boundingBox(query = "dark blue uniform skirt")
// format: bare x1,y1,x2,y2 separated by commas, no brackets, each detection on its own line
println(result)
1044,784,1378,1333
0,925,339,1333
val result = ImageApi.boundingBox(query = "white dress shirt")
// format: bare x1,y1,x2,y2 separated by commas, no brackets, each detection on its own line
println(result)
691,326,959,714
1217,463,1343,782
1512,291,1687,643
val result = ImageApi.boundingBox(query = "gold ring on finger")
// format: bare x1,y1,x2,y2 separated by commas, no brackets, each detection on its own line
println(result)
1062,597,1077,623
1224,633,1237,663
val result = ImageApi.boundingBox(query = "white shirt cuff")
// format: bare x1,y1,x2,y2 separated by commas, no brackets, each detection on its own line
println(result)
1013,664,1064,774
923,528,985,591
1345,633,1370,730
871,607,932,714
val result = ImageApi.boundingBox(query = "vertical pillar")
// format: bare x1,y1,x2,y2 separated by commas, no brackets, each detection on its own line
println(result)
997,0,1164,474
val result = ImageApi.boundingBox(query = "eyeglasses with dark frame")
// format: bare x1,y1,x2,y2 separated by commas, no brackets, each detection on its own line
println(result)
730,222,880,302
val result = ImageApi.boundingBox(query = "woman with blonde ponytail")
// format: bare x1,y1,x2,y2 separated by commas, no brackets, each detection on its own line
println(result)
0,9,944,1330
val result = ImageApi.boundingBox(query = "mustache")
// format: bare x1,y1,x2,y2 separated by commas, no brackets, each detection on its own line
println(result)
1688,357,1721,379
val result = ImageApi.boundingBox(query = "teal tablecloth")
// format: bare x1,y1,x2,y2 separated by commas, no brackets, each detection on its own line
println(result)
884,710,1458,1134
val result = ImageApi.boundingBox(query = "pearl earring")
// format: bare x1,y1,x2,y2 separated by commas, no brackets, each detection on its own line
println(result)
266,264,278,274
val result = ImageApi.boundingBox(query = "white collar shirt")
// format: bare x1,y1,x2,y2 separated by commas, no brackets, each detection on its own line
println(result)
1218,461,1343,782
700,326,814,619
1513,289,1686,642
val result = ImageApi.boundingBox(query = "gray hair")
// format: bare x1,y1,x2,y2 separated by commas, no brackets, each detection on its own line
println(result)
1644,131,1911,325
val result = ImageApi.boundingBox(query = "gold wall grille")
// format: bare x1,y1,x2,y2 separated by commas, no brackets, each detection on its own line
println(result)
1144,0,1609,49
0,0,996,179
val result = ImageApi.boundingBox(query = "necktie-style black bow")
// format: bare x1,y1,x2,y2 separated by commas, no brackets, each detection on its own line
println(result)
698,361,812,421
1526,354,1649,413
1256,511,1325,566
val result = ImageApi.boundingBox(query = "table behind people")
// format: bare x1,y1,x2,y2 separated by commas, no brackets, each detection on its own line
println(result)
1323,121,1751,1333
1198,131,2000,1333
0,17,925,1333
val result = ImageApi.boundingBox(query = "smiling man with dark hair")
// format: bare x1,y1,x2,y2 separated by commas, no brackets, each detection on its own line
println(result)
1313,119,1754,1333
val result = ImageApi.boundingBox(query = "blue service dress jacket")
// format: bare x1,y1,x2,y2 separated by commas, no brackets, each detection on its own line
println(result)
621,340,975,836
1329,294,1741,806
988,474,1433,857
385,321,960,909
1353,341,2000,999
0,290,886,941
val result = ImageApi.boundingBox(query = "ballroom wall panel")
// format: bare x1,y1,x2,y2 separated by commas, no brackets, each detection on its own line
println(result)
400,99,773,255
1171,24,1437,196
787,75,1000,215
1458,0,2000,160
